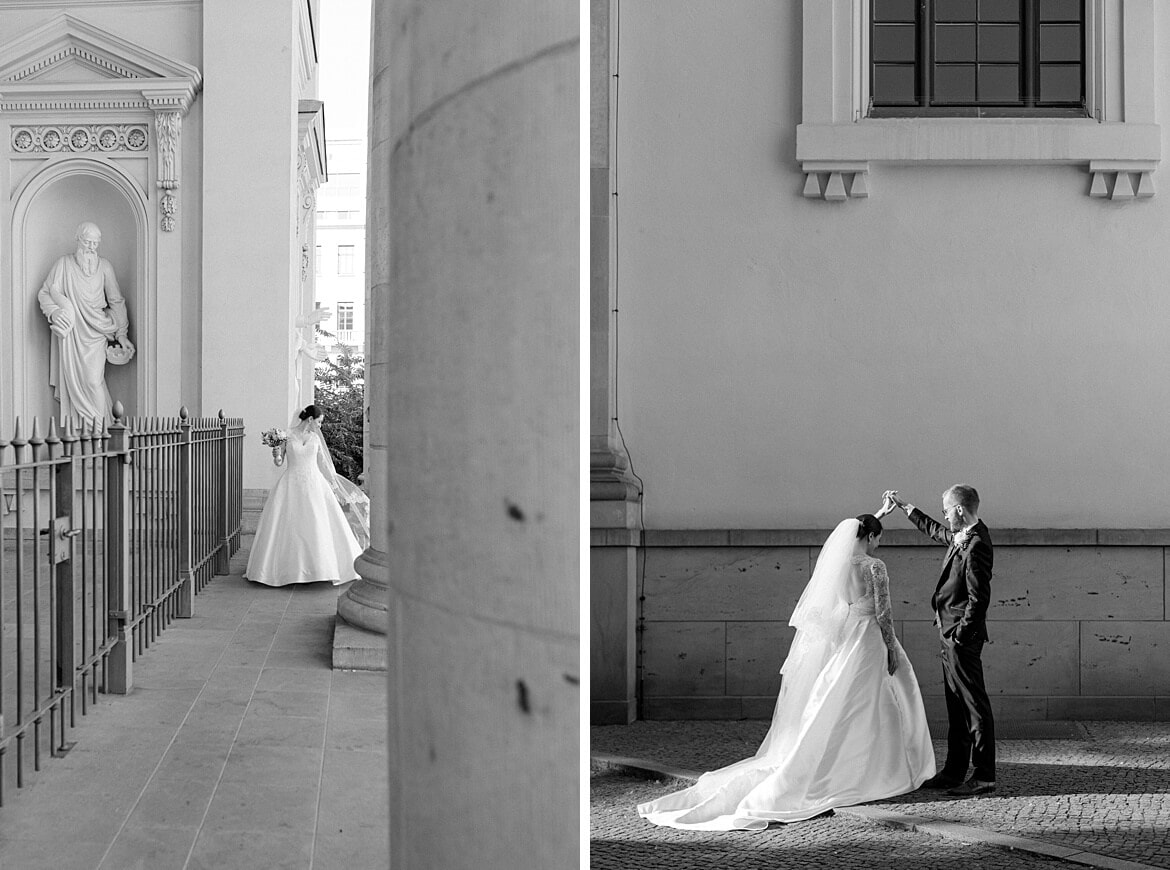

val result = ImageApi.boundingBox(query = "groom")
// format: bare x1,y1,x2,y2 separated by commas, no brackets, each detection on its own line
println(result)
886,485,996,796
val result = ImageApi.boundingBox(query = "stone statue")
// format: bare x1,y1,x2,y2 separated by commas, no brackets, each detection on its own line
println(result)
293,306,332,395
37,222,133,421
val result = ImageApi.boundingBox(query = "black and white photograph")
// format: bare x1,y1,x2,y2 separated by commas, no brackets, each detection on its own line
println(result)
590,2,1170,869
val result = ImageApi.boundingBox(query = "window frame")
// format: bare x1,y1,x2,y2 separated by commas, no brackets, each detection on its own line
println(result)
336,244,355,276
868,0,1088,118
336,301,354,332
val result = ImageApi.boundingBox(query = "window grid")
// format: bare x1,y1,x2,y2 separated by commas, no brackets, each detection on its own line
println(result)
870,0,1084,116
337,245,355,276
336,302,354,332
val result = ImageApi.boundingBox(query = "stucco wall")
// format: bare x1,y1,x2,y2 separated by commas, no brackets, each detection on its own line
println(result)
615,1,1170,530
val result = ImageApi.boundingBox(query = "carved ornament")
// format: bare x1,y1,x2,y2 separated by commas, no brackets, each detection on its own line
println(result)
12,124,148,154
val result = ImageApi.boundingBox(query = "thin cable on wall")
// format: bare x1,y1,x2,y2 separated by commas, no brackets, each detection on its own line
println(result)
609,0,649,721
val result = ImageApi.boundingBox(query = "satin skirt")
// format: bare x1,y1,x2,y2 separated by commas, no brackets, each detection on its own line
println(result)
637,615,935,830
244,465,362,587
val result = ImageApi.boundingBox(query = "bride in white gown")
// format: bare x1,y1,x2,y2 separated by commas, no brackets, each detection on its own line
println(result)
245,404,370,587
638,507,935,830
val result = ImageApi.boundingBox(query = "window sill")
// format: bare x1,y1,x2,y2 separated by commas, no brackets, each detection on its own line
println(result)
797,118,1160,165
796,118,1160,201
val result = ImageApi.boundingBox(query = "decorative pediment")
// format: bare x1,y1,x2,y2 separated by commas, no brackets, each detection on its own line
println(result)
0,14,201,113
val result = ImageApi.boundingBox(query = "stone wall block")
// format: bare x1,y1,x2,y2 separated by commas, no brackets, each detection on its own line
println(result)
742,696,780,719
1155,697,1170,722
1080,621,1170,695
991,696,1049,721
922,695,949,721
982,622,1081,695
899,620,1078,696
899,620,949,695
641,622,726,697
643,697,745,720
1047,696,1155,720
993,547,1162,620
725,621,790,697
643,547,809,621
590,546,638,722
879,545,1163,622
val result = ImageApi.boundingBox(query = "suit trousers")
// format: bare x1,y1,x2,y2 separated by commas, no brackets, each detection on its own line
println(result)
939,637,996,782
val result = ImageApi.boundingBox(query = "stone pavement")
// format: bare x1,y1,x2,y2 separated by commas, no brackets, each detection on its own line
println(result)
0,538,389,870
591,720,1170,869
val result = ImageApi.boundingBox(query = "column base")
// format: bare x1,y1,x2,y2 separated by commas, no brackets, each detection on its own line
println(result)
590,445,642,723
332,618,388,670
337,546,390,634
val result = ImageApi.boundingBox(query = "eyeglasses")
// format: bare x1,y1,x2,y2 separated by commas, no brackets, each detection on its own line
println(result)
941,504,959,517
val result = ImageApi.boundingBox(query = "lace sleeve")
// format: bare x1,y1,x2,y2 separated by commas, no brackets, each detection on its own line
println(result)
869,559,897,649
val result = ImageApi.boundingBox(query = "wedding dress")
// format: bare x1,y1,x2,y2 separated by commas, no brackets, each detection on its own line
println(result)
244,425,363,587
637,519,935,830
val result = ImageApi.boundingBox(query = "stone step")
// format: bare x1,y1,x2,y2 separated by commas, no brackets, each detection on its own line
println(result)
241,489,267,534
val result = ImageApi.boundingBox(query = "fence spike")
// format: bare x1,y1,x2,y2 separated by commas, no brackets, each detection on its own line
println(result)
11,416,25,445
45,418,60,444
29,416,44,445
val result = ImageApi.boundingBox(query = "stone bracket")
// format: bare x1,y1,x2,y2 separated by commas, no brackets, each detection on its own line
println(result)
801,161,869,202
151,107,182,231
1088,160,1157,201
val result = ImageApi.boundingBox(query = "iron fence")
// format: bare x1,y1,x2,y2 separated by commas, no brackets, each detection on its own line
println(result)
0,405,244,802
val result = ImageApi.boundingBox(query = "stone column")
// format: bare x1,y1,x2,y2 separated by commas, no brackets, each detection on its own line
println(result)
369,2,578,867
591,0,642,725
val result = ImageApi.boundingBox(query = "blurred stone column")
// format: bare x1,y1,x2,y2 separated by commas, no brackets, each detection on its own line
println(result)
369,2,578,867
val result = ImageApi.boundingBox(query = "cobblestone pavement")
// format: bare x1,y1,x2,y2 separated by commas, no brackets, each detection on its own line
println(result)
591,720,1170,869
592,767,1073,870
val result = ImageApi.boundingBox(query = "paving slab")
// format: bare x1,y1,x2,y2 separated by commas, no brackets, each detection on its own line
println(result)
0,538,389,870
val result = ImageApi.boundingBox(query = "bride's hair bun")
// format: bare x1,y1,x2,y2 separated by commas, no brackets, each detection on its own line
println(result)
855,514,883,539
299,404,322,421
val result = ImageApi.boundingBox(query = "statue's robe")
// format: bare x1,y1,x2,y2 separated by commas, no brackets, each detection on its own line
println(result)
37,255,128,422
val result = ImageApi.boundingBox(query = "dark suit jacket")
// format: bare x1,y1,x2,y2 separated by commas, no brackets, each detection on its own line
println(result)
908,509,994,644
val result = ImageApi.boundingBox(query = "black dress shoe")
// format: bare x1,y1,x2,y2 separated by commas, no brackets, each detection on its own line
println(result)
947,778,996,796
920,773,963,789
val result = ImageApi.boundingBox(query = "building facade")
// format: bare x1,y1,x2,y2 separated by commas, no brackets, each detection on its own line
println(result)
315,137,365,356
592,0,1170,725
0,0,324,495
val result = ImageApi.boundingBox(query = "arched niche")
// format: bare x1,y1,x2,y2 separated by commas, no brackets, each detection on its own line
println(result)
9,159,148,423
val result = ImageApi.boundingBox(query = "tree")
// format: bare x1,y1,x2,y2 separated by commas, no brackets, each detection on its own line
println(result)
313,345,365,484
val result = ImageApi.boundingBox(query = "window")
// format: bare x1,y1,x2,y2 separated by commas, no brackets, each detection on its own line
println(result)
337,245,355,276
315,245,322,276
795,1,1158,201
871,0,1084,116
337,302,354,331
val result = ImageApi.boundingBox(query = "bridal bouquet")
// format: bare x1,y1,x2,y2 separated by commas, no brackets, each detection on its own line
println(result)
260,428,287,448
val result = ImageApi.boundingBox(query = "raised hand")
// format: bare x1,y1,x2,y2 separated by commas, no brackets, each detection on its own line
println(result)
884,490,908,509
874,491,898,519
